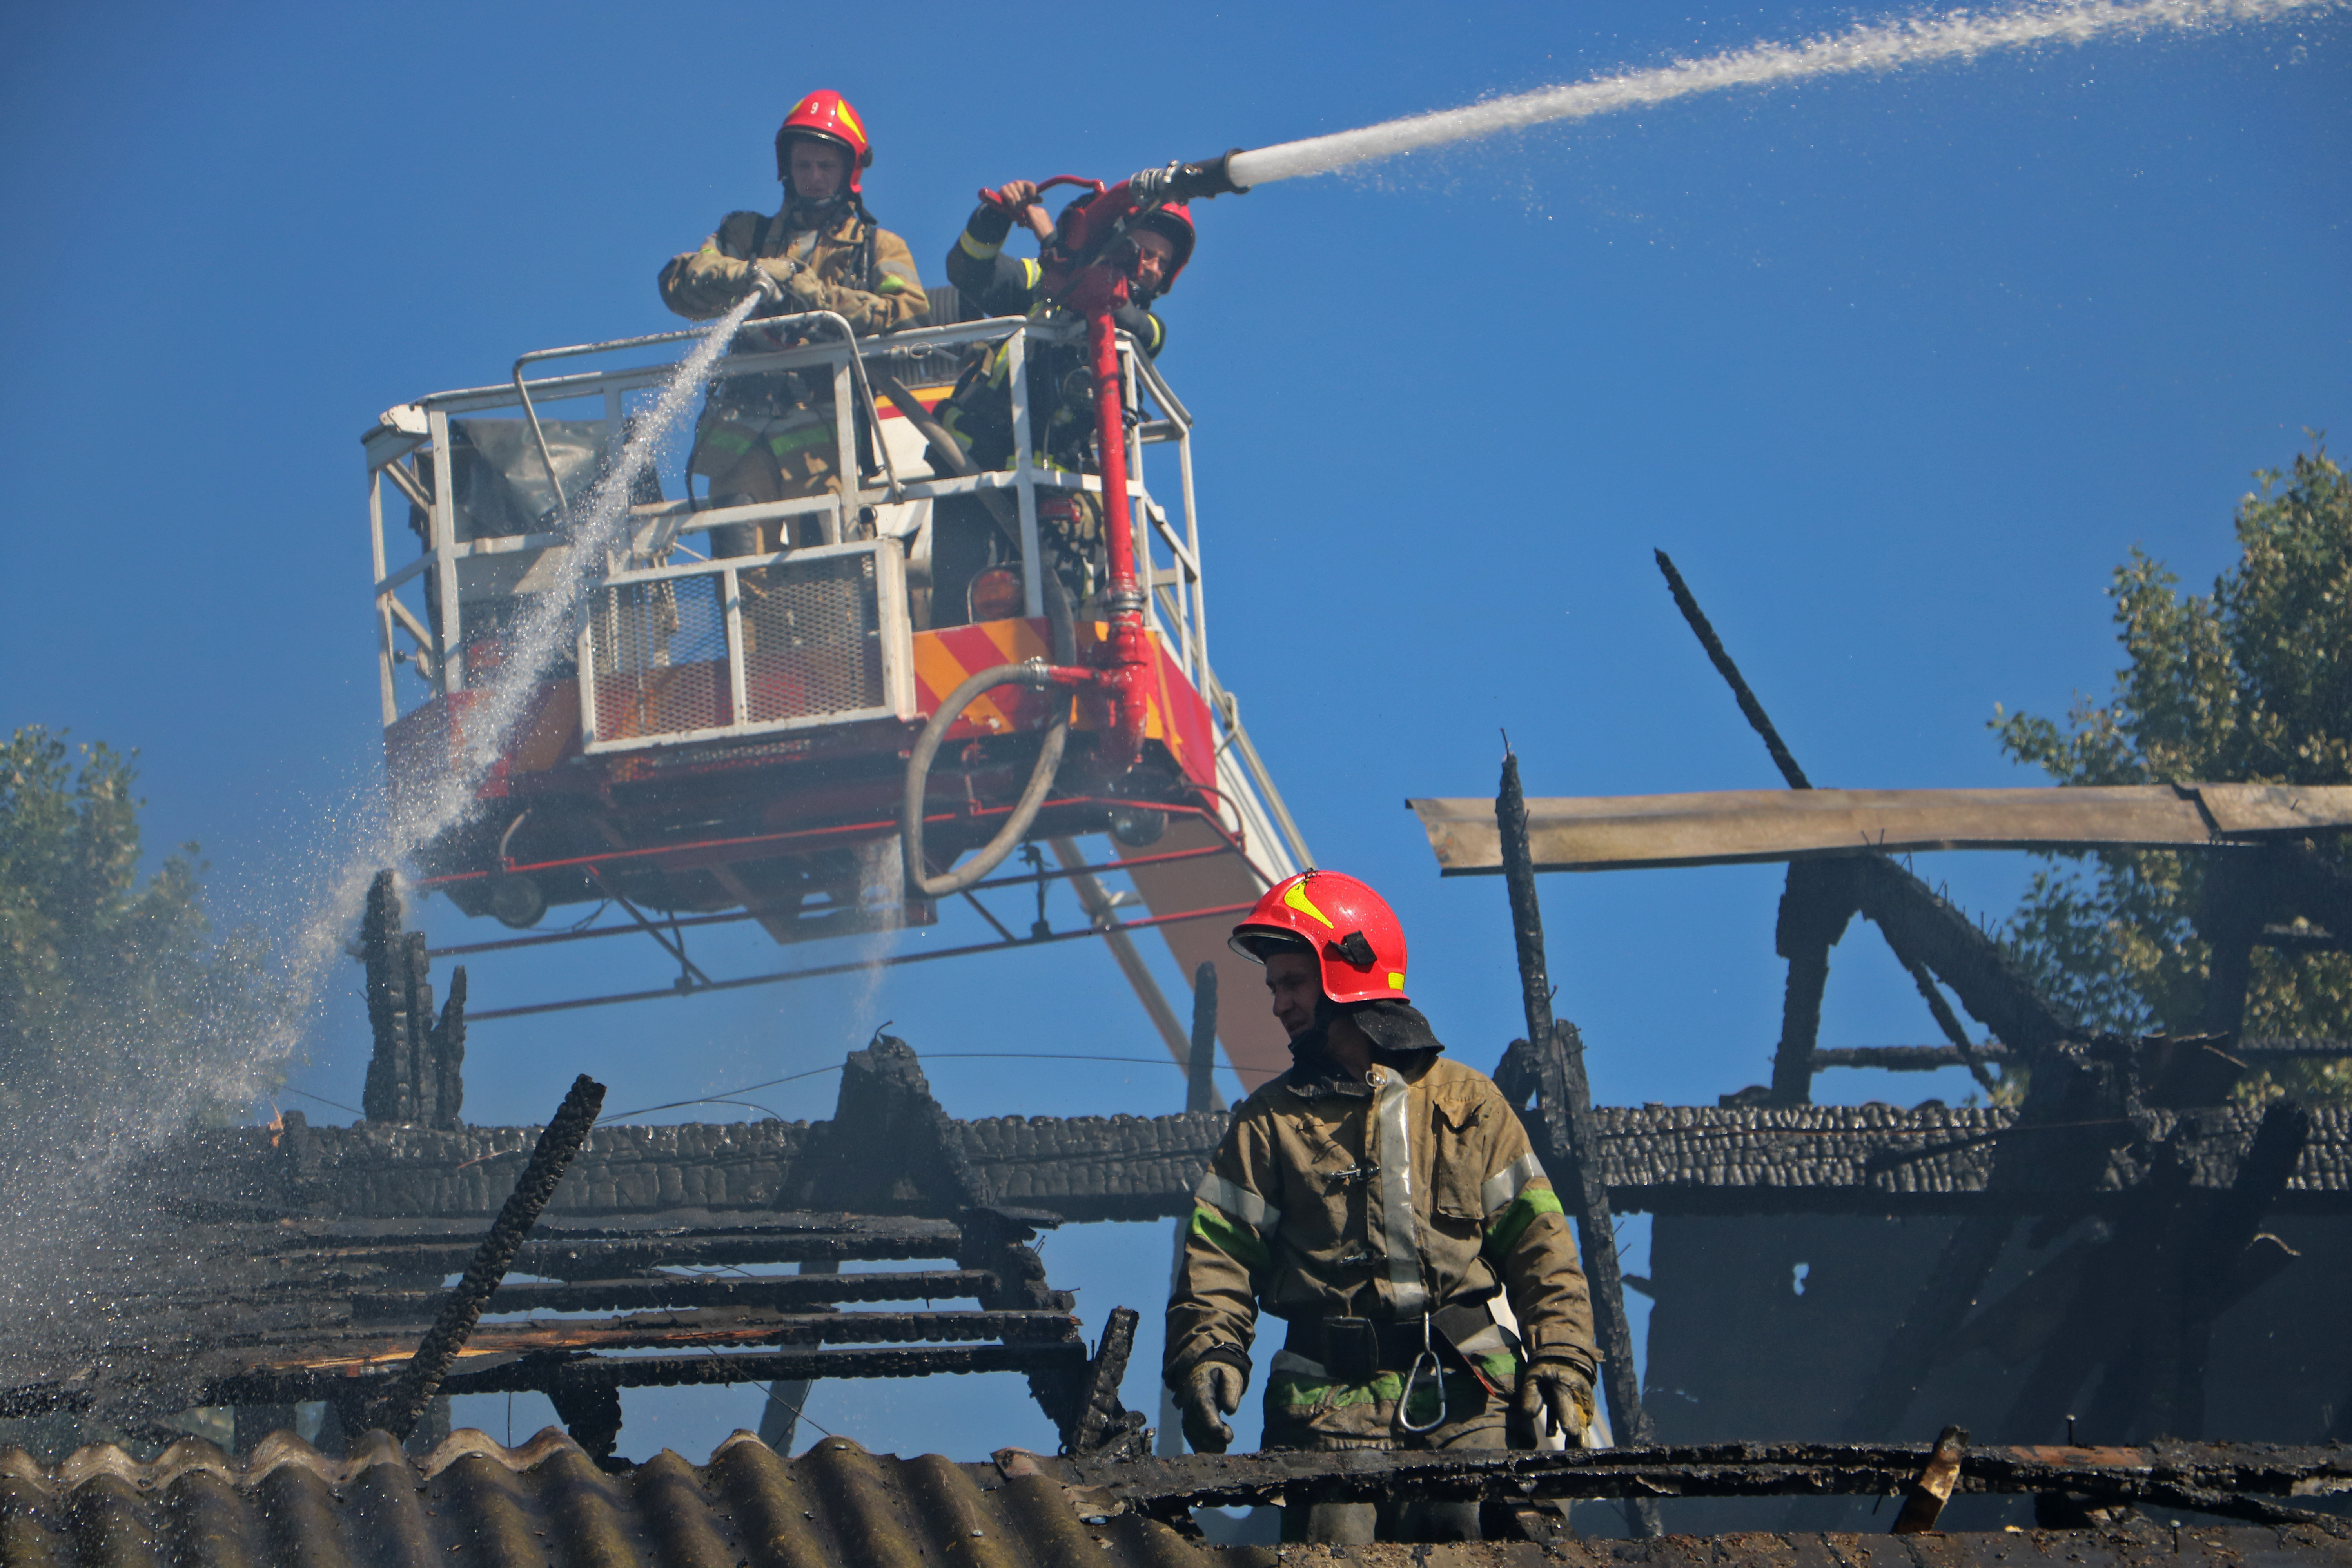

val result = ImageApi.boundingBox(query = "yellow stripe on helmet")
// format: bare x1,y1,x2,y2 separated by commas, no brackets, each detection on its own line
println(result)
1283,879,1334,929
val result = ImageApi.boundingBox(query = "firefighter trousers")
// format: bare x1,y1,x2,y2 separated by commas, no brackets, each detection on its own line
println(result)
1266,1369,1508,1544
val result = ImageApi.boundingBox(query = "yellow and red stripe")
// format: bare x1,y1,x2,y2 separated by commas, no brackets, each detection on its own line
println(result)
912,618,1215,788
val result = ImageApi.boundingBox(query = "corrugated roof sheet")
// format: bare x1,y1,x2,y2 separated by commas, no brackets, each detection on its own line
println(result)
0,1427,1260,1568
7,1427,2350,1567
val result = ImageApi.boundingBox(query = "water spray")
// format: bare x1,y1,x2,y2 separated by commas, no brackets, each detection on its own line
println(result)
901,0,2329,895
1218,0,2334,187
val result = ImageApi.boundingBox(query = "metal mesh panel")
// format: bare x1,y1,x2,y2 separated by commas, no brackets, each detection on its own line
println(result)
742,552,884,726
592,575,730,742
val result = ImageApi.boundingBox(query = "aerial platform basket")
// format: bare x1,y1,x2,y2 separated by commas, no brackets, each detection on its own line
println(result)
361,302,1310,1085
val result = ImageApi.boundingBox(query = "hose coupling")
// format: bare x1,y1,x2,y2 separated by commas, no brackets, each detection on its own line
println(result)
1128,149,1250,206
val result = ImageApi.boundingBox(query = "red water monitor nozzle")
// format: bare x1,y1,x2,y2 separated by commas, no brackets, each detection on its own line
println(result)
969,154,1250,773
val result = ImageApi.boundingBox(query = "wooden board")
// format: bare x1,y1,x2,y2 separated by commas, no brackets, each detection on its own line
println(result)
1407,784,2352,874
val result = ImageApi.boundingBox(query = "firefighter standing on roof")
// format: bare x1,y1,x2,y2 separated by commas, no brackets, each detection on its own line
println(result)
1165,872,1599,1544
921,181,1194,624
659,91,927,555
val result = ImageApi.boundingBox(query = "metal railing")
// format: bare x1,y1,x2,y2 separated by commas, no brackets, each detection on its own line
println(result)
579,539,912,753
362,311,1307,873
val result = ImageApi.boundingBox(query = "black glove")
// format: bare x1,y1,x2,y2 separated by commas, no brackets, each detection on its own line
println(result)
1180,1363,1242,1454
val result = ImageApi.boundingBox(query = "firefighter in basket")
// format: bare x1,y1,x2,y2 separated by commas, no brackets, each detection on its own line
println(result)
1165,871,1601,1545
922,178,1194,626
659,89,927,567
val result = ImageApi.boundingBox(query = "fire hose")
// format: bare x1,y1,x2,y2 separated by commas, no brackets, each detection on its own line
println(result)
889,377,1082,898
896,153,1248,900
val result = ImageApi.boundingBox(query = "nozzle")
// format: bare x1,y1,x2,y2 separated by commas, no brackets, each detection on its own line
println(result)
1128,149,1250,205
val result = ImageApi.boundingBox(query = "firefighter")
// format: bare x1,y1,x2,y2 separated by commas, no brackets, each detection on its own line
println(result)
923,180,1194,625
1165,871,1599,1545
658,90,927,560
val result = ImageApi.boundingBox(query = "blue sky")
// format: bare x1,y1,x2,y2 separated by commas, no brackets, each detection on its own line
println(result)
4,1,2345,1462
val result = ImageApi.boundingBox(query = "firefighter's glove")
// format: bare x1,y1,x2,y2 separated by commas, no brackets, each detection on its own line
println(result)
742,262,786,305
1180,1363,1242,1454
752,257,824,309
1514,1361,1594,1444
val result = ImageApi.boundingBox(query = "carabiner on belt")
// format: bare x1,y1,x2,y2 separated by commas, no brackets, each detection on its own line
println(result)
1396,1312,1448,1434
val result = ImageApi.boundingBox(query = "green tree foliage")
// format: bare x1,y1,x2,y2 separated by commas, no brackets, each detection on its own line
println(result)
0,727,270,1127
1992,445,2352,1096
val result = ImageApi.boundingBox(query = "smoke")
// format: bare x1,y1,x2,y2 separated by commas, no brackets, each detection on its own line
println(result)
1227,0,2336,187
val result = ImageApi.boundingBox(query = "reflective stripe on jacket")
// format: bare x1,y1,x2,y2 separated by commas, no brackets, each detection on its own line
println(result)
1165,1051,1597,1397
935,205,1164,473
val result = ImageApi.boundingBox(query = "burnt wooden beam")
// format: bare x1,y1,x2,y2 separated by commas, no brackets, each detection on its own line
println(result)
1769,859,1860,1105
1852,854,2089,1072
349,1268,996,1322
375,1074,604,1439
2171,1100,2311,1436
1069,1307,1149,1458
359,870,467,1129
1184,962,1220,1116
271,1308,1083,1371
1653,551,1844,1109
1653,550,1812,791
1839,1032,2132,1441
209,1341,1091,1410
1498,747,1660,1538
1047,1437,2352,1533
1841,1215,2016,1442
1889,1424,1969,1534
1977,1104,2307,1447
1648,558,2022,1109
2011,1138,2194,1445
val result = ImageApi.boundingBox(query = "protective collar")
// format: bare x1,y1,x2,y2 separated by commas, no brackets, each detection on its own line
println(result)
1283,998,1444,1101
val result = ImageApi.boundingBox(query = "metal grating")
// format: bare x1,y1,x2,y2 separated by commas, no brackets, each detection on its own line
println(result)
591,576,730,742
742,552,884,727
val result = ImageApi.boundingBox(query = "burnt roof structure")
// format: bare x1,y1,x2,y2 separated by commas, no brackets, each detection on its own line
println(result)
12,555,2352,1547
14,1426,2352,1567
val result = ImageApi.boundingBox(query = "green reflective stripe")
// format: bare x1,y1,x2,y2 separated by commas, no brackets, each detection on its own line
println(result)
1485,1185,1564,1257
1267,1368,1488,1419
1269,1369,1404,1410
877,274,911,293
959,230,1003,261
701,426,755,457
766,426,833,458
1019,258,1042,290
1189,1203,1269,1276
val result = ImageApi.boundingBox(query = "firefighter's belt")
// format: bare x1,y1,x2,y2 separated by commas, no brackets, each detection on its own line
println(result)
1283,1300,1498,1382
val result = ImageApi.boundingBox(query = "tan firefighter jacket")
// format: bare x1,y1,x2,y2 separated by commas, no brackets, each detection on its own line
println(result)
1165,1049,1597,1397
659,201,926,335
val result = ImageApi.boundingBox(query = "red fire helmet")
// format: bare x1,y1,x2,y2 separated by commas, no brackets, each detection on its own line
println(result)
775,90,874,194
1138,202,1196,290
1228,871,1409,1005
